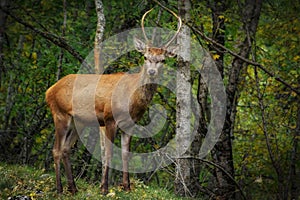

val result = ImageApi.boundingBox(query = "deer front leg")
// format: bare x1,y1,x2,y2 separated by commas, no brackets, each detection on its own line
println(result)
121,133,131,191
100,121,116,195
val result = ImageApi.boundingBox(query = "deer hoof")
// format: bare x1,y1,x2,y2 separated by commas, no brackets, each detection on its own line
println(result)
100,185,108,195
68,188,78,195
101,189,108,195
124,186,131,192
120,183,131,192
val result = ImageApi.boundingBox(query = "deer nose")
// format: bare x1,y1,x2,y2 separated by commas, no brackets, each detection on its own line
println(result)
148,69,156,76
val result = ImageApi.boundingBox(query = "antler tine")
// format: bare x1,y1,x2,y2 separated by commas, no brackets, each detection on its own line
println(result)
164,9,182,48
141,8,154,44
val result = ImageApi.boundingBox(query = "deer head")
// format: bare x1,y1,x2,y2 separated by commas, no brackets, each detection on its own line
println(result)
134,8,182,80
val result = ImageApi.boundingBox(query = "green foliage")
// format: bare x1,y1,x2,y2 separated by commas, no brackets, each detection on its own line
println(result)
232,1,300,198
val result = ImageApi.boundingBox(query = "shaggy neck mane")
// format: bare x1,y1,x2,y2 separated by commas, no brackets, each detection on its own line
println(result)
137,67,158,104
128,69,158,121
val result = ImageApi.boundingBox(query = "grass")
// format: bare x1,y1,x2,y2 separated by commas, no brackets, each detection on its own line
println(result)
0,162,186,200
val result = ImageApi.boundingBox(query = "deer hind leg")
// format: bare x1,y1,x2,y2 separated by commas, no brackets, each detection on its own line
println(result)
121,133,131,191
53,132,63,194
100,120,116,195
62,119,81,194
53,114,79,194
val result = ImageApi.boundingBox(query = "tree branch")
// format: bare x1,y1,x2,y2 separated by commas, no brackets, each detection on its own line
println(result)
152,0,300,96
1,7,91,69
189,25,300,96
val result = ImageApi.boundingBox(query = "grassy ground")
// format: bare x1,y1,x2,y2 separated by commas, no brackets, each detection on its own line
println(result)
0,162,186,200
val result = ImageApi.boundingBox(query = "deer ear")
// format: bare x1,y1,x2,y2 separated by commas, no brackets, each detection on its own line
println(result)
165,45,178,57
134,37,146,53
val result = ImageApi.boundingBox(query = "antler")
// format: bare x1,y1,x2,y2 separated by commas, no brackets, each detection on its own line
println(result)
141,8,154,44
164,9,182,47
141,8,182,47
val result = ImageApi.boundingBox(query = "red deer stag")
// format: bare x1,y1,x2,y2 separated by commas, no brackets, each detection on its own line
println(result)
46,9,181,195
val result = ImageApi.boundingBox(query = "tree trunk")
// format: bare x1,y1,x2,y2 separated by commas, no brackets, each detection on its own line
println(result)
94,0,105,74
94,0,106,185
210,0,262,199
56,0,67,81
289,85,300,200
0,0,8,85
175,0,200,197
208,0,225,79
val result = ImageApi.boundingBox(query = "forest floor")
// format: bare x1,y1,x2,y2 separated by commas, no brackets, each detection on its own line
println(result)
0,162,187,200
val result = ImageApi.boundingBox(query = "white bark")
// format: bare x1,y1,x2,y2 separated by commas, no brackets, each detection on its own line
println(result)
94,0,105,74
175,0,194,197
94,0,106,177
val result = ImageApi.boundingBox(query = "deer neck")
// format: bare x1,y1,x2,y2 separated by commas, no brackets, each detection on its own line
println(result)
135,67,158,104
139,82,157,103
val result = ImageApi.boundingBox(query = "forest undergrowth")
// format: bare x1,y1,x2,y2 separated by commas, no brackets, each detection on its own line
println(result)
0,163,187,200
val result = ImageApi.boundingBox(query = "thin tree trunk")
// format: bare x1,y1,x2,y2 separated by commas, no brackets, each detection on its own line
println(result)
206,1,231,198
57,0,67,81
0,0,8,85
289,85,300,200
254,65,286,199
94,0,105,74
94,0,106,184
56,0,67,81
175,0,199,197
208,0,225,79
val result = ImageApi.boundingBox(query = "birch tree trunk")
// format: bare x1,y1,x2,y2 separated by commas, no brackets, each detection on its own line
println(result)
94,0,106,183
94,0,105,74
174,0,199,197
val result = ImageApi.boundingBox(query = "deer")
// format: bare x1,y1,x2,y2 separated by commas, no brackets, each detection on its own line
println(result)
45,9,182,195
